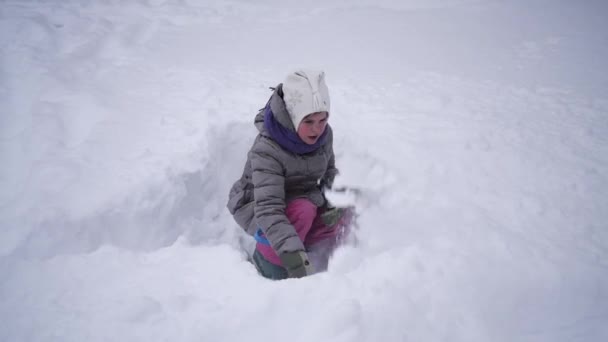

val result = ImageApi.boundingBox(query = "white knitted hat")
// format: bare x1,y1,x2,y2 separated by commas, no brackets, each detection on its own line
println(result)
282,69,330,129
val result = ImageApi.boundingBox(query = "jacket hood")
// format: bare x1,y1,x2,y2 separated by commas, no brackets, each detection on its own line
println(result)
254,84,296,135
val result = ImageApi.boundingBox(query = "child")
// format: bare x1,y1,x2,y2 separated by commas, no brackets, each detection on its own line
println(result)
227,69,350,279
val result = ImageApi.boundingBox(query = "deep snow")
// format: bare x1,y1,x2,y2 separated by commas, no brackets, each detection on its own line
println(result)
1,0,607,341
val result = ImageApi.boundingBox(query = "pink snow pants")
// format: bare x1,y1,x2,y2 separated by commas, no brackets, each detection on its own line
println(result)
256,199,345,266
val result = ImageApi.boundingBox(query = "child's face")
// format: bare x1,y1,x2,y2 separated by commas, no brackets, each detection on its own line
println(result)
297,111,328,145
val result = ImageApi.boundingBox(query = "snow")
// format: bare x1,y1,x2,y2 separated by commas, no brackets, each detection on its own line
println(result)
1,0,608,341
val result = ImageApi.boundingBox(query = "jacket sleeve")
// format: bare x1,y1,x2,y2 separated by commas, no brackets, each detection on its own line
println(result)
250,140,305,255
321,127,338,189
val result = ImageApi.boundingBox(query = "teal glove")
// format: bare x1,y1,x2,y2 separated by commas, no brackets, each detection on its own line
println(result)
279,251,315,278
320,207,345,227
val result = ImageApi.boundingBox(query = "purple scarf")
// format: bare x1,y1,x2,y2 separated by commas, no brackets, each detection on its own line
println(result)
264,105,328,154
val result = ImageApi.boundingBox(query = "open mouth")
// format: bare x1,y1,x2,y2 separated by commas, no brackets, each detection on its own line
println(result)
308,135,318,141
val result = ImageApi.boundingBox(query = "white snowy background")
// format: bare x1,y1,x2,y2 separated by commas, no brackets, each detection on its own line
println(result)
1,0,607,341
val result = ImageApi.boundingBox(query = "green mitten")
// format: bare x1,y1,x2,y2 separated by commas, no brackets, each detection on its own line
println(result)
320,207,344,227
279,251,315,278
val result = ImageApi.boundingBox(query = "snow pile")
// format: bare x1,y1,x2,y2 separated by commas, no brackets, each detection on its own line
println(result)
1,0,607,341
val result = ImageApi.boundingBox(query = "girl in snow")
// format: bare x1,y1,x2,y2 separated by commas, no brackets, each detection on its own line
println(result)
227,69,352,280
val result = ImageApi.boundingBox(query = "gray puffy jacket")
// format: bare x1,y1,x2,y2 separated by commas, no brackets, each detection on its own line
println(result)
227,85,338,255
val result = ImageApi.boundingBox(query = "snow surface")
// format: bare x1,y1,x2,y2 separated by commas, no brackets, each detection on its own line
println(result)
1,0,608,341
